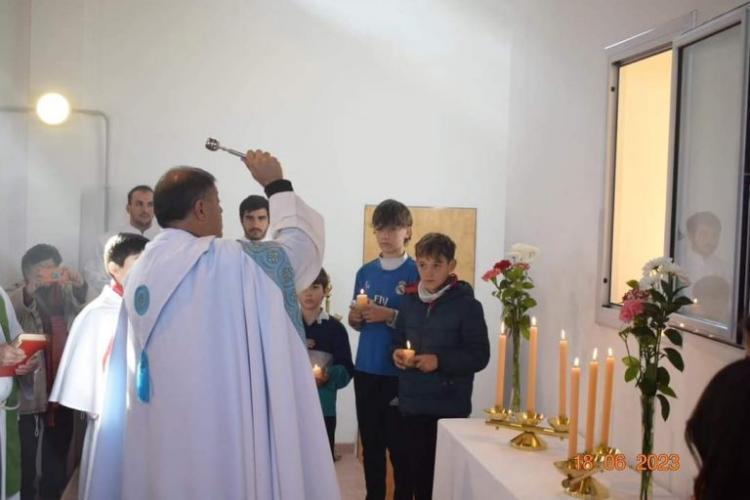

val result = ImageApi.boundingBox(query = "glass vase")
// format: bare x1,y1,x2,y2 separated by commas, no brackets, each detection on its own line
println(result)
640,394,655,500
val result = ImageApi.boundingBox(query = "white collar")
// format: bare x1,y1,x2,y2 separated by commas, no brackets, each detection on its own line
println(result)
418,280,453,303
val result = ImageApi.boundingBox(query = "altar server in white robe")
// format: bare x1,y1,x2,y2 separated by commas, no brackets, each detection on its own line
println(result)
87,151,339,500
49,232,149,500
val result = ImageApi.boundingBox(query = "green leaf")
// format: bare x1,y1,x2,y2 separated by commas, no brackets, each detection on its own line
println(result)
521,298,537,309
627,279,640,289
642,303,661,317
521,326,530,340
663,348,684,372
657,366,670,386
622,356,639,368
657,394,670,421
632,326,652,338
658,385,677,398
649,289,667,304
674,296,694,308
639,334,657,347
624,366,639,382
521,282,534,289
664,328,683,347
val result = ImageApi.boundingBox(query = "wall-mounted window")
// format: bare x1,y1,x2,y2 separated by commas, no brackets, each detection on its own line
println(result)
599,7,749,346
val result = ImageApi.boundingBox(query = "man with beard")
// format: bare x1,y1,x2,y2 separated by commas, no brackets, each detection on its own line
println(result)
239,194,270,242
10,244,87,500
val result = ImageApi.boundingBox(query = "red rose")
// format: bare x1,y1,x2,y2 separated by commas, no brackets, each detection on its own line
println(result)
494,260,512,272
482,268,501,282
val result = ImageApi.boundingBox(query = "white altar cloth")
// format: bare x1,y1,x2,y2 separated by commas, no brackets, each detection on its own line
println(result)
433,418,678,500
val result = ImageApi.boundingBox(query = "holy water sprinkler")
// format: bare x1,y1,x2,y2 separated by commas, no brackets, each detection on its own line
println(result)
205,137,246,159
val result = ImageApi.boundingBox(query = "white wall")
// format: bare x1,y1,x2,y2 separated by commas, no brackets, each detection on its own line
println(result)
502,0,746,496
0,0,31,286
1,0,106,288
4,1,749,494
6,0,512,445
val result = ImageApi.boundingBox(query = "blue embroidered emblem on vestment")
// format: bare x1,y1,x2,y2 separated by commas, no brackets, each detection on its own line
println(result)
134,285,150,316
240,241,304,340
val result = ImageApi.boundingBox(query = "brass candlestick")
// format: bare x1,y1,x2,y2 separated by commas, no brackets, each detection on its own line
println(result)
554,454,610,499
511,411,547,450
485,407,567,451
548,415,570,433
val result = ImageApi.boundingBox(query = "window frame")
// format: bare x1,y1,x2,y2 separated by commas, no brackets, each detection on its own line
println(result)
667,7,750,345
596,6,750,347
596,12,697,331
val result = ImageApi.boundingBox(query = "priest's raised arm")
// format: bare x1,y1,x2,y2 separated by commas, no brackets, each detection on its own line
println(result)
243,150,325,292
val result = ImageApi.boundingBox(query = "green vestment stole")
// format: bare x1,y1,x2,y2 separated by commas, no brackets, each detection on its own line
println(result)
0,297,22,497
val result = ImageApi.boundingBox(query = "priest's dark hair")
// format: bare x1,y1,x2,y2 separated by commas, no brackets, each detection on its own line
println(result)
21,244,62,280
239,195,269,220
685,357,750,499
154,167,216,227
104,233,149,270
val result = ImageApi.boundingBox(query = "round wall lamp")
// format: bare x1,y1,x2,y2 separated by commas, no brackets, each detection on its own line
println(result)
35,92,71,125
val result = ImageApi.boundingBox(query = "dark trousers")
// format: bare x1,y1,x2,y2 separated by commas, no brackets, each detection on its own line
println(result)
354,370,412,500
403,414,445,500
324,416,336,459
20,408,75,500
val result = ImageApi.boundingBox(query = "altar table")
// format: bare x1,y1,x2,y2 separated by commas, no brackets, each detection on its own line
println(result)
433,418,678,499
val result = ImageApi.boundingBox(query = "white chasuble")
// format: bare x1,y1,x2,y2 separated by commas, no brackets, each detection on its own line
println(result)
87,191,338,500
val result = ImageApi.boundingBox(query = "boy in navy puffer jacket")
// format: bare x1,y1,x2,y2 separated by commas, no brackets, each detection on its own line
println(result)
392,232,489,500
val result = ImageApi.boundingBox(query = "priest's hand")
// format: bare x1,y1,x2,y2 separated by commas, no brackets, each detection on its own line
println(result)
393,349,410,370
361,304,395,324
15,352,40,375
0,345,26,367
413,354,438,373
242,150,283,187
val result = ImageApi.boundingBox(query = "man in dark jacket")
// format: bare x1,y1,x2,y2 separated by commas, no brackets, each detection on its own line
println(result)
392,232,489,500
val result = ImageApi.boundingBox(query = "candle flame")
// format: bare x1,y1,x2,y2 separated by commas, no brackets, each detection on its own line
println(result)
360,289,365,294
406,340,411,349
561,329,566,340
531,316,537,326
574,357,580,367
592,348,598,361
608,347,613,357
500,322,506,334
693,298,698,304
313,364,320,370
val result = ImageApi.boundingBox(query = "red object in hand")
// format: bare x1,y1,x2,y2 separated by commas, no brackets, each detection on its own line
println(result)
0,334,48,377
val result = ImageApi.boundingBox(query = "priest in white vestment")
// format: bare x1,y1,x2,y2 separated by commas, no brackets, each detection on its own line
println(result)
49,233,149,500
88,151,340,500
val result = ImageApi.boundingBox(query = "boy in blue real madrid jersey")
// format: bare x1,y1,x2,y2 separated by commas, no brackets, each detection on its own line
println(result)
348,199,419,500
